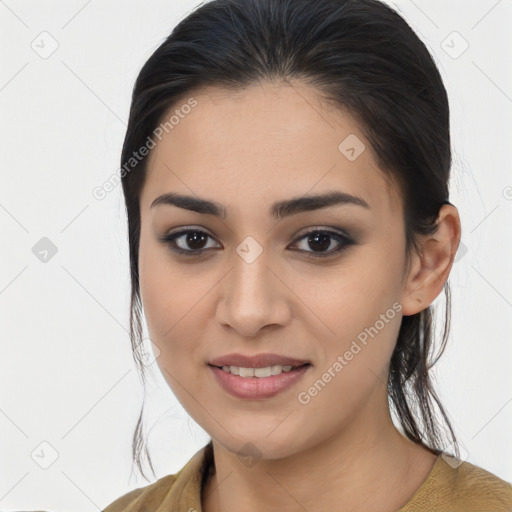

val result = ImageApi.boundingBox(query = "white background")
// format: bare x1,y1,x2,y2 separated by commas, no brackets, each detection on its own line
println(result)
1,0,511,509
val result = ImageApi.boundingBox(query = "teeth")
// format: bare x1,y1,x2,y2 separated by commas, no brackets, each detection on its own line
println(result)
220,364,298,377
239,366,254,377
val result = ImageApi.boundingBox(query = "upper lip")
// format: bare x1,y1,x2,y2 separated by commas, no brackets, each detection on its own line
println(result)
209,352,311,368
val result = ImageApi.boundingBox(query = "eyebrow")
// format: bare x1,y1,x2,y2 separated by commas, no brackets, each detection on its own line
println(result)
150,191,370,220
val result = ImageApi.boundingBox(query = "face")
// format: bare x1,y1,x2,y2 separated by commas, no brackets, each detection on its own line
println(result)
138,81,412,460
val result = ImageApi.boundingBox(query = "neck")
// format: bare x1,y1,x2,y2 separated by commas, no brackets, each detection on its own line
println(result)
201,401,437,512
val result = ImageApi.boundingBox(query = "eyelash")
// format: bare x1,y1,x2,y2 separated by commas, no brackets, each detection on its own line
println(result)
158,227,355,259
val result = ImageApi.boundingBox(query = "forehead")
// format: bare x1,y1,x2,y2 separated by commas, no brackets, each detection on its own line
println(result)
141,81,403,220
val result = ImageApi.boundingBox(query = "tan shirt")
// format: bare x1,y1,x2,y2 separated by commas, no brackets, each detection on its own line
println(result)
102,442,512,511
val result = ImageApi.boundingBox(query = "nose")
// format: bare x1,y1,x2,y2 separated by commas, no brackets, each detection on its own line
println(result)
216,248,292,337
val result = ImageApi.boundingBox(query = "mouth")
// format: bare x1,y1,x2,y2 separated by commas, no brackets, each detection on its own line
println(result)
208,362,311,378
208,362,312,400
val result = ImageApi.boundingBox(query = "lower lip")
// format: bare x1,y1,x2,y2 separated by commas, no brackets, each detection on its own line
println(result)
209,364,311,400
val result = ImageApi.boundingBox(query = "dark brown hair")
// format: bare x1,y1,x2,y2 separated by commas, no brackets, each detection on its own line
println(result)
120,0,459,480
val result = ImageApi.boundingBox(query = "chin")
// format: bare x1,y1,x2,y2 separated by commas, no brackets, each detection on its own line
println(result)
212,429,305,462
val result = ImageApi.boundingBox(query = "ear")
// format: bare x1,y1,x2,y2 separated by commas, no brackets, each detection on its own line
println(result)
401,204,461,316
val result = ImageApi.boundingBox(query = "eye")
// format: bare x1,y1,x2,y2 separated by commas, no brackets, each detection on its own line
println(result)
158,228,220,257
289,228,355,258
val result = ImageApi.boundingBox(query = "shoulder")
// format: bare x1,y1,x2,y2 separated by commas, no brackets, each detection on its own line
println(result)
102,474,179,512
401,454,512,512
101,442,212,512
450,458,512,510
398,453,512,512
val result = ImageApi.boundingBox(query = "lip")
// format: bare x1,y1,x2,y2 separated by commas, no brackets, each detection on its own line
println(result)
208,352,310,368
209,364,311,400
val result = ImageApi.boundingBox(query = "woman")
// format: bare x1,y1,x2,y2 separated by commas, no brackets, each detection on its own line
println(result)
103,0,512,510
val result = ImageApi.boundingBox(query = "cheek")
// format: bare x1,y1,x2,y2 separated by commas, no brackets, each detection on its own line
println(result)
138,234,182,347
139,251,172,338
138,240,215,375
293,254,403,376
296,296,402,430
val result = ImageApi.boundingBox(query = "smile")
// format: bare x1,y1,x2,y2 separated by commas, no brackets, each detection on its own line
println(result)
209,363,311,399
217,364,307,377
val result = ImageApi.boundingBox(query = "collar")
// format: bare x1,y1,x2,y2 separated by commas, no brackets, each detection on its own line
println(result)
155,441,213,512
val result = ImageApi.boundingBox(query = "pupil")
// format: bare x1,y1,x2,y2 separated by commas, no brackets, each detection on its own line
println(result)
187,231,207,250
309,232,330,252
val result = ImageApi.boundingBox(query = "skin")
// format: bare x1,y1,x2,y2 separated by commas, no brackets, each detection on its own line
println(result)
138,80,461,512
